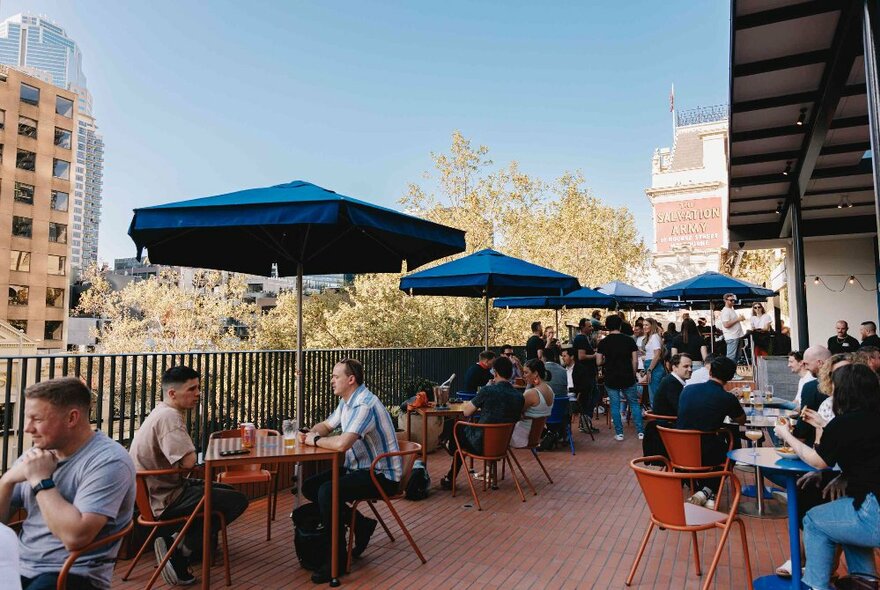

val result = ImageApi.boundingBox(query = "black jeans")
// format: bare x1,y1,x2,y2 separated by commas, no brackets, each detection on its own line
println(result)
159,478,249,557
445,431,481,481
22,573,97,590
302,468,398,570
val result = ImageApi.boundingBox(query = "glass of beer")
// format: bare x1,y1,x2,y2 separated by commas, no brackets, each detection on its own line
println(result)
745,429,763,457
282,419,297,449
765,385,774,403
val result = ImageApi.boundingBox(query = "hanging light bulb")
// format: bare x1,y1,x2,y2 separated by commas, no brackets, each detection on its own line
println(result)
846,195,853,208
838,197,845,209
796,108,807,126
775,202,783,215
849,276,856,284
814,277,820,285
783,161,792,176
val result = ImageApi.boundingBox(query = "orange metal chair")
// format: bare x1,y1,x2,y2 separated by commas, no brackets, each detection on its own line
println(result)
57,520,134,590
643,412,676,423
209,428,280,540
506,416,552,493
656,425,734,506
452,421,525,510
346,440,427,572
626,457,752,590
122,468,231,589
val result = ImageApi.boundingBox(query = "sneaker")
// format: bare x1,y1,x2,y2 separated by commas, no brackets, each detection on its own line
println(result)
439,475,453,490
614,434,624,441
352,517,377,558
775,559,792,578
705,497,716,510
637,433,645,440
154,536,197,586
687,491,708,507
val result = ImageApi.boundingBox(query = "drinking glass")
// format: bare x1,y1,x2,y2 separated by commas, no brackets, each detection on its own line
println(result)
282,419,298,449
754,392,764,414
745,429,763,457
765,385,774,403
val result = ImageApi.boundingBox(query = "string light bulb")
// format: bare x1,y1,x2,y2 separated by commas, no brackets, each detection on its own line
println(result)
849,276,856,284
775,201,784,215
783,161,792,176
814,277,820,285
796,108,807,126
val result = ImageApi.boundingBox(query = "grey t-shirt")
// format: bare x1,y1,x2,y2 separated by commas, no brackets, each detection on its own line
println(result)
543,362,568,397
13,431,135,589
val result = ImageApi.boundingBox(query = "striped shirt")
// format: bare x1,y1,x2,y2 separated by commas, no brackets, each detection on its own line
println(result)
327,385,402,482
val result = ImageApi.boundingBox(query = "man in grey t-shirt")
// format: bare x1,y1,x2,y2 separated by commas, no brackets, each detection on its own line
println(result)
0,377,135,590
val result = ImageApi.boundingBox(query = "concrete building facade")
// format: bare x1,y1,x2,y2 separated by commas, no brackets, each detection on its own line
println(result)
0,65,76,349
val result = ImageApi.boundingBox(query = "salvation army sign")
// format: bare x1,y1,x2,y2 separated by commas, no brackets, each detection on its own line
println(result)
654,197,723,253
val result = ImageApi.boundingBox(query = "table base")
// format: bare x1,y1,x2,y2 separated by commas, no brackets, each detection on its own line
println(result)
754,574,809,589
737,499,788,519
742,484,774,499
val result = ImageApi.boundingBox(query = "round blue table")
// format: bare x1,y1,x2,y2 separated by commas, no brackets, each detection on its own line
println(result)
728,447,816,590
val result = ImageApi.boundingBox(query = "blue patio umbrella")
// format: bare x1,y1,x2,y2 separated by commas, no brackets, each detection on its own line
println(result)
399,248,580,347
595,280,658,309
128,180,466,424
494,287,614,335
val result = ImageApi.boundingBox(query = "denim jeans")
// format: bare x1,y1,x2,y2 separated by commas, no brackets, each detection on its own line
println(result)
643,360,665,407
802,492,880,590
725,338,740,361
606,384,644,436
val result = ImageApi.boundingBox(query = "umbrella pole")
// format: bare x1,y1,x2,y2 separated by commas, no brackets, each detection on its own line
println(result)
555,309,559,336
709,300,715,355
295,262,304,505
484,295,490,350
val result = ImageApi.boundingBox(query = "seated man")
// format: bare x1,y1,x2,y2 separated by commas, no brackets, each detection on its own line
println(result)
302,359,401,585
462,350,495,393
129,366,248,586
0,377,135,590
439,356,524,490
652,353,692,417
676,356,746,509
561,346,596,433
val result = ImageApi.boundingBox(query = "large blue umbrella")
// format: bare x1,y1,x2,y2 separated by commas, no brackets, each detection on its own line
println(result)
493,287,614,335
399,248,580,347
128,180,466,423
595,280,657,308
652,271,776,301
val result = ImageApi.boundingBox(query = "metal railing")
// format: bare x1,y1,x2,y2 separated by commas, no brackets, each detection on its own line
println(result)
0,346,501,472
676,104,729,127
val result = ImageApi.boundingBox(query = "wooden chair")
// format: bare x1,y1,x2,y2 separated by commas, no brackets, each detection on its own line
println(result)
122,468,231,589
626,457,752,590
58,521,135,590
506,415,552,494
209,428,281,540
657,425,734,507
452,422,525,511
346,441,427,572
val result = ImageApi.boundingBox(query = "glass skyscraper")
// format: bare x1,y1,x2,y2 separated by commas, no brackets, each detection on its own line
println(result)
0,13,103,272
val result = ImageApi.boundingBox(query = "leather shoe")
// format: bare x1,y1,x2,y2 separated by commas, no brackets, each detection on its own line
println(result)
352,517,377,557
311,569,332,584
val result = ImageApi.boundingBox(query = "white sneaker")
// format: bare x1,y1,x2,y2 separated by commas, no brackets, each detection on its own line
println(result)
775,559,792,578
705,497,716,510
637,433,645,440
687,491,708,507
614,434,624,441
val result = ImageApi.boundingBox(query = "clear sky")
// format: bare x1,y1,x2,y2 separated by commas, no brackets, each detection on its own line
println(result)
1,1,730,265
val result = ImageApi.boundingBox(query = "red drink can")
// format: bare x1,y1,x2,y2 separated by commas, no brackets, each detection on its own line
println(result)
241,423,256,448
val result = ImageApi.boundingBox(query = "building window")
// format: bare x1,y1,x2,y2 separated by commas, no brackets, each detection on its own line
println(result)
20,83,39,106
44,320,63,341
55,95,73,117
53,159,70,179
9,250,30,272
48,222,66,243
14,182,34,205
8,320,26,333
8,285,28,305
50,190,68,212
54,127,71,149
18,116,37,138
16,149,35,171
46,287,64,307
0,109,5,129
12,216,32,238
47,254,65,275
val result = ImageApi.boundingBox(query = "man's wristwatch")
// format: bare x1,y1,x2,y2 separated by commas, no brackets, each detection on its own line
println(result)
32,478,55,495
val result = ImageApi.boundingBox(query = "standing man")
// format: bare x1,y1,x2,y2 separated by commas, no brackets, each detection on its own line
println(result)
571,319,596,363
859,321,880,349
130,366,248,586
302,359,401,584
596,315,644,442
0,378,135,590
719,293,745,362
590,310,603,330
463,351,495,393
652,353,693,417
827,320,859,354
525,322,545,361
561,347,596,433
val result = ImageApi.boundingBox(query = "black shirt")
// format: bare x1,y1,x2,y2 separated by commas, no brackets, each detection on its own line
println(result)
463,362,492,393
861,334,880,349
653,374,685,417
794,380,828,446
827,334,860,354
620,322,634,336
670,333,705,361
597,333,638,389
676,380,745,432
466,381,526,450
571,334,598,377
817,410,880,509
525,335,544,361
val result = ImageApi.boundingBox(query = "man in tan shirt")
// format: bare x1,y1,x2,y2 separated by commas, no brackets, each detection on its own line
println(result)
129,366,247,586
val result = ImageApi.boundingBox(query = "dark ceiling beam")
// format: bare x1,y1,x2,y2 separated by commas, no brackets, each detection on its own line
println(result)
778,0,864,238
729,185,876,205
820,141,872,155
812,158,874,178
731,202,873,216
730,172,791,188
734,49,830,77
731,83,866,114
729,142,870,166
731,125,804,142
735,0,841,30
830,115,870,128
730,215,877,242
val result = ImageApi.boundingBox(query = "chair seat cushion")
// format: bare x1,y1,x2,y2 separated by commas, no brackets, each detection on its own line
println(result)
217,470,272,484
684,503,727,526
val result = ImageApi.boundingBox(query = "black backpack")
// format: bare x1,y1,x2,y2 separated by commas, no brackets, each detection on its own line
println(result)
290,502,329,571
405,460,430,500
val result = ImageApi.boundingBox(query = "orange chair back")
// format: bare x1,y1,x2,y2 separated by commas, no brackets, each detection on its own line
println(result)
389,440,421,493
656,426,731,471
134,468,192,523
526,416,549,449
454,422,516,459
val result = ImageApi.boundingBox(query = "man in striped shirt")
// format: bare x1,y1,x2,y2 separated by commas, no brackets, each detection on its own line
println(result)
303,358,401,584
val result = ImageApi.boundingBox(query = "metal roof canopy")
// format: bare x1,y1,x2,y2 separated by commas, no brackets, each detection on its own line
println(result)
727,0,877,247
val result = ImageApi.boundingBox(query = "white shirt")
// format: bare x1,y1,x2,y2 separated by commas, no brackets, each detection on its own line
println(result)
686,366,711,386
750,314,772,331
565,364,575,400
818,396,835,424
644,334,663,361
794,373,816,406
720,306,745,340
635,335,647,365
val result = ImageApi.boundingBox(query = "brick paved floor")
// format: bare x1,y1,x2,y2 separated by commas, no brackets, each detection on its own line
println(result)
112,420,793,589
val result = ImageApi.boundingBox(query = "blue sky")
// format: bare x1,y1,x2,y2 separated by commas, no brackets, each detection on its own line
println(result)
2,1,730,265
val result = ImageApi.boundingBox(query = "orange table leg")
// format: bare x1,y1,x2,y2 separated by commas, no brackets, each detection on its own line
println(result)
422,411,429,464
202,462,213,589
330,452,341,587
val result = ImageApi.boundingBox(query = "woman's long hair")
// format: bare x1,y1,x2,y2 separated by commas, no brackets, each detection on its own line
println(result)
831,363,880,416
818,353,853,395
524,358,546,381
680,318,699,345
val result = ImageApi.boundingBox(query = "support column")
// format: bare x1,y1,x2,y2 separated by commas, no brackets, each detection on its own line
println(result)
863,0,880,262
790,198,809,351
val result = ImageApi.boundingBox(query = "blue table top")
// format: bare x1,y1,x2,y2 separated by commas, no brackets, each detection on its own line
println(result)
728,447,817,473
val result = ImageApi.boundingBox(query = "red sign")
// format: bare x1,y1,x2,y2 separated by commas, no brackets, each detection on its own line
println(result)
654,197,723,253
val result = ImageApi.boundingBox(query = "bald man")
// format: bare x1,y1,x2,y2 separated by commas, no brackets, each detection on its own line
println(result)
793,345,831,446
